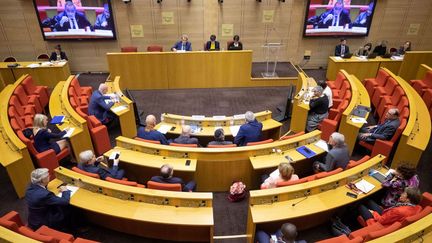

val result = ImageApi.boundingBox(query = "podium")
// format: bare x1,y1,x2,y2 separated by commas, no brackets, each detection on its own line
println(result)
261,43,283,78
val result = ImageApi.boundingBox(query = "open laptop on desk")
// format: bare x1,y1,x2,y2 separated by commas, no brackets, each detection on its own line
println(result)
367,53,377,59
342,53,353,59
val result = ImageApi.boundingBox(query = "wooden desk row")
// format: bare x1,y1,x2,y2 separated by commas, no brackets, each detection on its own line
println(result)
415,63,432,80
398,51,432,82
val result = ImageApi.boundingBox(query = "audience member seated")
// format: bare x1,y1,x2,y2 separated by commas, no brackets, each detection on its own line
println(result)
171,34,192,51
261,162,299,189
373,40,388,56
357,42,372,56
205,34,220,51
313,132,350,172
49,44,68,62
137,114,169,145
33,114,69,155
397,41,411,55
255,223,306,243
357,187,422,226
318,80,333,108
208,128,233,146
25,168,71,231
150,164,196,192
53,2,91,32
88,83,116,125
173,125,199,145
94,3,113,30
317,2,351,29
351,2,374,28
334,38,350,57
358,108,400,144
382,164,420,208
228,35,243,50
78,150,125,180
234,111,263,146
306,86,329,132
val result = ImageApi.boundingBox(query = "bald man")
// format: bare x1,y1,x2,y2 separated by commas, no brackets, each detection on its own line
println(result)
173,125,199,145
137,115,169,145
255,222,306,243
150,164,196,192
88,83,115,124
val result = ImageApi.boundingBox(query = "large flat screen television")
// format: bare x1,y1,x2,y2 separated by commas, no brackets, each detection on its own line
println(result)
303,0,377,37
33,0,116,40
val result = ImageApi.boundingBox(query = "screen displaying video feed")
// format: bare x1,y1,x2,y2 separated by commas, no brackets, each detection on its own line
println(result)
33,0,116,40
303,0,377,37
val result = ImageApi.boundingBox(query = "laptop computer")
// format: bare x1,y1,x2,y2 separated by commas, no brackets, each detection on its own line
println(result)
381,53,392,58
367,53,377,59
342,53,353,59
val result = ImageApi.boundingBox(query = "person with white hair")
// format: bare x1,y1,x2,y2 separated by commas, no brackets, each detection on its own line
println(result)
358,108,400,144
171,34,192,51
25,168,70,230
313,132,350,172
173,125,199,145
137,114,169,145
88,83,116,125
234,111,263,146
78,150,124,180
306,86,329,132
150,164,197,192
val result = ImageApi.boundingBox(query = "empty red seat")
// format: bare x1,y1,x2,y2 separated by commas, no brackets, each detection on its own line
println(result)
349,222,385,239
71,76,92,99
315,168,343,179
246,139,273,146
320,100,349,141
422,89,432,109
18,226,57,243
332,80,350,99
72,166,100,179
121,46,138,52
280,131,305,140
8,106,33,128
147,45,163,52
346,155,371,170
371,77,398,108
328,71,347,90
21,76,49,109
106,177,145,188
275,177,308,188
363,69,390,97
147,181,182,191
87,116,111,156
0,211,24,232
36,225,74,242
410,71,432,96
364,221,402,241
13,85,43,114
375,86,405,118
420,192,432,208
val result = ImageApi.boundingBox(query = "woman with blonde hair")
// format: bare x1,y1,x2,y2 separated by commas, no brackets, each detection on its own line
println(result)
261,162,299,189
33,114,68,154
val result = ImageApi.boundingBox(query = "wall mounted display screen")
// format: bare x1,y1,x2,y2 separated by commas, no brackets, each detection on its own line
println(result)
33,0,116,40
303,0,377,37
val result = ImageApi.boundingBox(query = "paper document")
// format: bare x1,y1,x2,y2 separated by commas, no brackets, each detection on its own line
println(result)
213,116,226,120
111,105,127,113
192,115,205,120
157,124,172,134
333,57,343,61
355,179,375,194
315,139,329,152
109,151,120,160
351,117,368,124
104,99,113,105
27,63,40,68
229,125,240,136
233,114,245,120
57,185,79,198
62,127,75,138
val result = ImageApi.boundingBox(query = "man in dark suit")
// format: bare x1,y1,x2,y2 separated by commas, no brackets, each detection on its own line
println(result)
150,164,196,192
173,125,200,145
313,132,350,172
88,83,115,125
171,34,192,51
358,108,401,144
54,1,91,31
49,44,68,61
78,150,125,180
335,38,350,57
234,111,263,146
316,2,351,28
25,168,70,231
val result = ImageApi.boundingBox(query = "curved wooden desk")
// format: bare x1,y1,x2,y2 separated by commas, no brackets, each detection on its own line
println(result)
415,63,432,80
0,226,40,243
289,72,316,132
398,51,432,81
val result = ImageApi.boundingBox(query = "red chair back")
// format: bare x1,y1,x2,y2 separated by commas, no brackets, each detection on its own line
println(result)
276,177,308,188
147,181,182,191
375,69,391,86
134,137,161,144
364,222,402,241
147,45,163,52
315,168,343,179
401,206,432,227
121,46,138,52
37,53,50,61
207,144,237,148
18,226,56,243
280,131,305,140
170,142,198,147
420,192,432,207
246,139,273,146
3,56,17,62
72,166,100,179
346,155,371,170
106,177,144,187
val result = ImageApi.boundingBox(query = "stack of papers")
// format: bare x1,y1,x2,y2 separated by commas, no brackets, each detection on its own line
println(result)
111,105,127,113
351,117,368,124
157,124,172,134
229,125,240,136
213,115,226,120
315,140,329,152
57,185,79,198
355,179,375,194
192,115,205,120
62,127,75,138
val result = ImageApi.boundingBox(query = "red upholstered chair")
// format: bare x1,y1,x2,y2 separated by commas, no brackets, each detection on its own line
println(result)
9,95,36,118
420,192,432,208
36,225,74,242
147,181,182,191
134,137,161,144
13,86,43,114
37,53,50,61
207,144,237,148
73,238,101,243
316,234,362,243
319,99,349,141
371,77,398,108
346,155,371,170
68,87,88,114
170,143,198,147
375,86,405,118
18,226,57,243
8,106,33,128
147,45,163,52
363,68,390,97
328,71,347,90
401,206,432,227
364,221,402,241
106,177,145,188
3,56,17,62
302,174,317,182
410,71,432,96
72,166,100,179
422,89,432,109
349,222,385,239
246,139,274,146
0,211,24,232
275,177,308,188
332,80,350,99
280,131,305,140
87,116,111,156
315,168,343,179
22,76,49,109
71,76,92,99
121,46,138,52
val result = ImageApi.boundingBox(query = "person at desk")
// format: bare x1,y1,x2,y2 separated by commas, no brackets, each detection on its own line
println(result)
316,2,351,29
57,0,82,7
88,83,116,125
234,111,263,146
49,44,68,61
351,1,374,28
255,222,306,243
150,164,196,192
358,108,400,144
381,164,419,208
205,34,220,51
306,86,329,132
171,34,192,52
25,168,71,231
261,162,299,189
33,114,69,155
137,114,169,145
335,38,350,57
397,41,412,55
173,125,200,145
94,3,113,30
53,1,91,31
208,128,233,146
78,150,125,180
313,132,350,172
356,42,372,56
318,80,333,108
372,40,388,56
228,35,243,51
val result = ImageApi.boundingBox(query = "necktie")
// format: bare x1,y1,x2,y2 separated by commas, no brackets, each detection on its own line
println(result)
334,14,339,26
71,18,78,29
341,45,345,56
182,44,185,51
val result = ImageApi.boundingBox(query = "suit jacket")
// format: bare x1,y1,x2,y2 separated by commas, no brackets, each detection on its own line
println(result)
335,44,350,56
78,162,122,180
25,183,70,230
49,51,68,61
173,135,199,145
320,145,350,171
234,120,263,146
88,90,114,123
137,127,169,145
54,11,91,31
34,129,66,154
228,42,243,51
351,11,372,27
94,13,113,30
172,41,192,51
317,9,351,28
205,41,220,51
369,118,400,141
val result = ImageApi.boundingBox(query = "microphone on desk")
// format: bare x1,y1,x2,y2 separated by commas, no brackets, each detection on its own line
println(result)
292,196,308,207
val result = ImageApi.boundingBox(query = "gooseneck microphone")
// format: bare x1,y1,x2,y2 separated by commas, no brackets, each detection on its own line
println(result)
292,196,308,206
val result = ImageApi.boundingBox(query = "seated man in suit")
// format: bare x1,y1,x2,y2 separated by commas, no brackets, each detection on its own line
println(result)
335,38,350,57
358,108,400,144
208,128,233,146
173,125,200,145
316,2,351,29
171,34,192,51
234,111,263,146
205,34,220,51
313,132,350,172
78,150,125,180
306,86,329,132
94,3,114,31
228,35,243,51
88,83,116,125
255,223,306,243
351,2,374,28
150,164,196,192
49,44,68,61
137,114,169,145
53,1,91,31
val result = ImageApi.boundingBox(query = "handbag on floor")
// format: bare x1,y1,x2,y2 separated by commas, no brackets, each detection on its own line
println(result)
227,181,247,202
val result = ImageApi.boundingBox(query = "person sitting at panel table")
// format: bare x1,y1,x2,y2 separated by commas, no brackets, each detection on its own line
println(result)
228,35,243,51
78,150,125,180
88,83,116,125
358,108,400,144
335,38,350,57
313,132,350,172
137,114,169,145
234,111,263,146
317,80,333,108
171,34,192,51
94,3,113,31
49,44,68,61
315,2,351,29
255,222,307,243
205,34,220,51
150,164,197,192
306,86,329,132
356,42,372,56
53,1,91,32
261,162,299,189
397,41,412,55
207,128,233,146
381,164,420,208
33,114,69,155
173,125,200,145
57,0,82,7
372,40,388,56
351,1,374,28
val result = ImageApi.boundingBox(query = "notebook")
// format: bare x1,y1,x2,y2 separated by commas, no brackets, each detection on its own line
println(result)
296,146,316,158
50,115,65,124
350,105,371,118
355,179,375,194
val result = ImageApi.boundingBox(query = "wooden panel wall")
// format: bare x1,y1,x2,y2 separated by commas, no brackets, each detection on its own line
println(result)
0,0,431,72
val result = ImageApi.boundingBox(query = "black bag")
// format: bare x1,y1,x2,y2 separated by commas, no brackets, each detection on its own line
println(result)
22,128,33,139
330,216,351,236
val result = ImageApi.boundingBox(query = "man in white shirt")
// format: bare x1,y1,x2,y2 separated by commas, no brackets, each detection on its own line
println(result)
318,80,333,108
